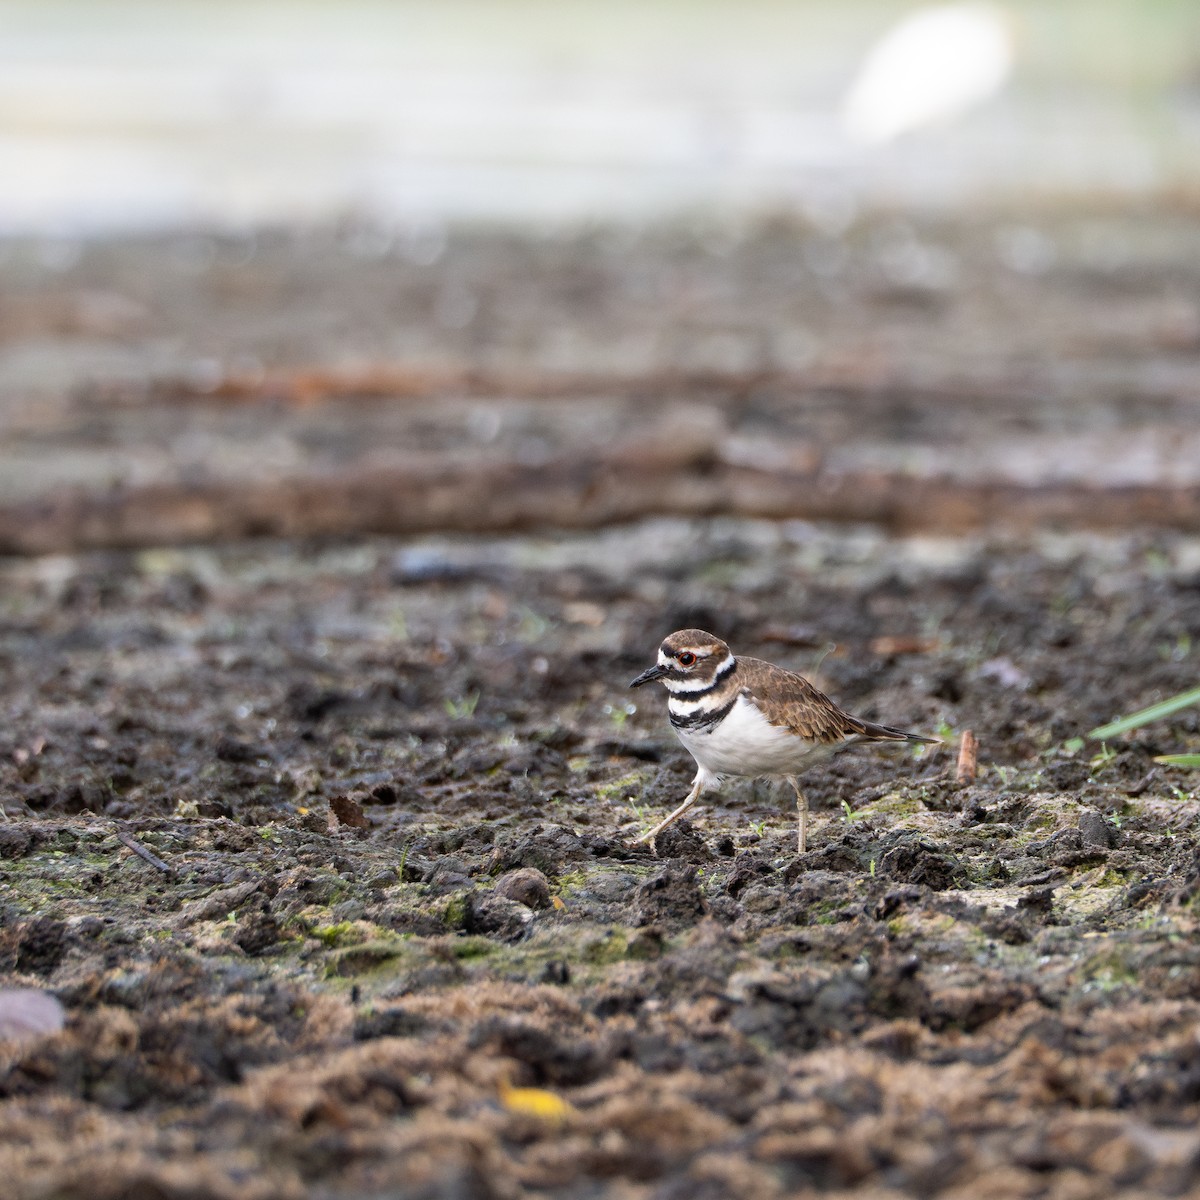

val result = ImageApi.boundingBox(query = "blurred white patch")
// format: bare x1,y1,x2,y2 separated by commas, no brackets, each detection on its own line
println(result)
842,3,1015,144
0,989,65,1045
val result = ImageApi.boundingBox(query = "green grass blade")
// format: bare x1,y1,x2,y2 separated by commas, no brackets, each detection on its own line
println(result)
1154,754,1200,768
1088,685,1200,741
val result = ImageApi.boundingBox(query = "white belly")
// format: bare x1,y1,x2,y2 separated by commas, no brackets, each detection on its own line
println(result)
675,694,829,779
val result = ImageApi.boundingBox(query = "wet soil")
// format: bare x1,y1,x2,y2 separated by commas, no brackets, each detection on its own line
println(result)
3,522,1200,1199
4,210,1200,552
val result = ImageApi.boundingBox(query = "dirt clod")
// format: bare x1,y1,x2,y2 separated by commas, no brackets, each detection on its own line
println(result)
650,820,713,863
1079,810,1118,849
877,840,964,891
490,825,589,877
464,892,534,942
634,865,708,927
492,868,552,910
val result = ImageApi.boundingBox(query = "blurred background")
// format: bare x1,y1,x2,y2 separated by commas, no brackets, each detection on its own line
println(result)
3,0,1200,233
2,0,1200,550
3,0,1199,233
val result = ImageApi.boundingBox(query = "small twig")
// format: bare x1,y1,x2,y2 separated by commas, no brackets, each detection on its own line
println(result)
1125,768,1159,798
116,828,174,875
869,635,940,657
956,730,979,785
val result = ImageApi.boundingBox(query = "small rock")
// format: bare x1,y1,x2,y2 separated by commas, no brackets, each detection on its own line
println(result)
739,882,787,914
494,867,551,910
1017,866,1067,888
1024,828,1084,861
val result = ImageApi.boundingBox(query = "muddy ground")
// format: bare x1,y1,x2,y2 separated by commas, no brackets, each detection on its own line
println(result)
3,524,1200,1200
3,212,1200,1199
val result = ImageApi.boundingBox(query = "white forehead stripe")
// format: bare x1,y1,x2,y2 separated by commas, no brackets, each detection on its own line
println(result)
661,646,711,661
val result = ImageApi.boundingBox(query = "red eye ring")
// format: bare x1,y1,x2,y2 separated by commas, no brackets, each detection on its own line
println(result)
677,651,697,667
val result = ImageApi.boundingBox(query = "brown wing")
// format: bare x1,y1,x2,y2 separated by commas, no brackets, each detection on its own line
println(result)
735,658,865,744
736,657,934,745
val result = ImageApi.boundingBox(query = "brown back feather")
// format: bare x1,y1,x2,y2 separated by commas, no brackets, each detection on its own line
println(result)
735,657,931,745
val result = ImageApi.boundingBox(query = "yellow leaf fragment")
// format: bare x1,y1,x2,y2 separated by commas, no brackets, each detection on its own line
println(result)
498,1081,576,1123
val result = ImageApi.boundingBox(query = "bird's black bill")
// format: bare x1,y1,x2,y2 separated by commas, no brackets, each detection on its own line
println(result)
629,664,668,688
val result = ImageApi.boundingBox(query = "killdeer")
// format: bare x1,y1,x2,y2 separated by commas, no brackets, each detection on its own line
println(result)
629,628,937,853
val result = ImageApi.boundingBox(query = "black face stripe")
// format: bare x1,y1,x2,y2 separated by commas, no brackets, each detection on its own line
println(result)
663,656,736,695
670,694,737,731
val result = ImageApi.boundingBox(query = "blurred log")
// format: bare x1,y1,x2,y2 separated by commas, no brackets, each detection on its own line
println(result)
869,636,940,656
3,437,1200,554
86,364,1062,410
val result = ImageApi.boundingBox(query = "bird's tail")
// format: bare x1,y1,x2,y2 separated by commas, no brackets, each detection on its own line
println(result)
852,717,939,745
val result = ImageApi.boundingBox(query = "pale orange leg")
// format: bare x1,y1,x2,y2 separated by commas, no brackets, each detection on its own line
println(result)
786,776,808,854
637,775,703,848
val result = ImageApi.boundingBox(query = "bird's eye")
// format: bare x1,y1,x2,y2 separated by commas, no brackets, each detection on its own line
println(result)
677,651,697,667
